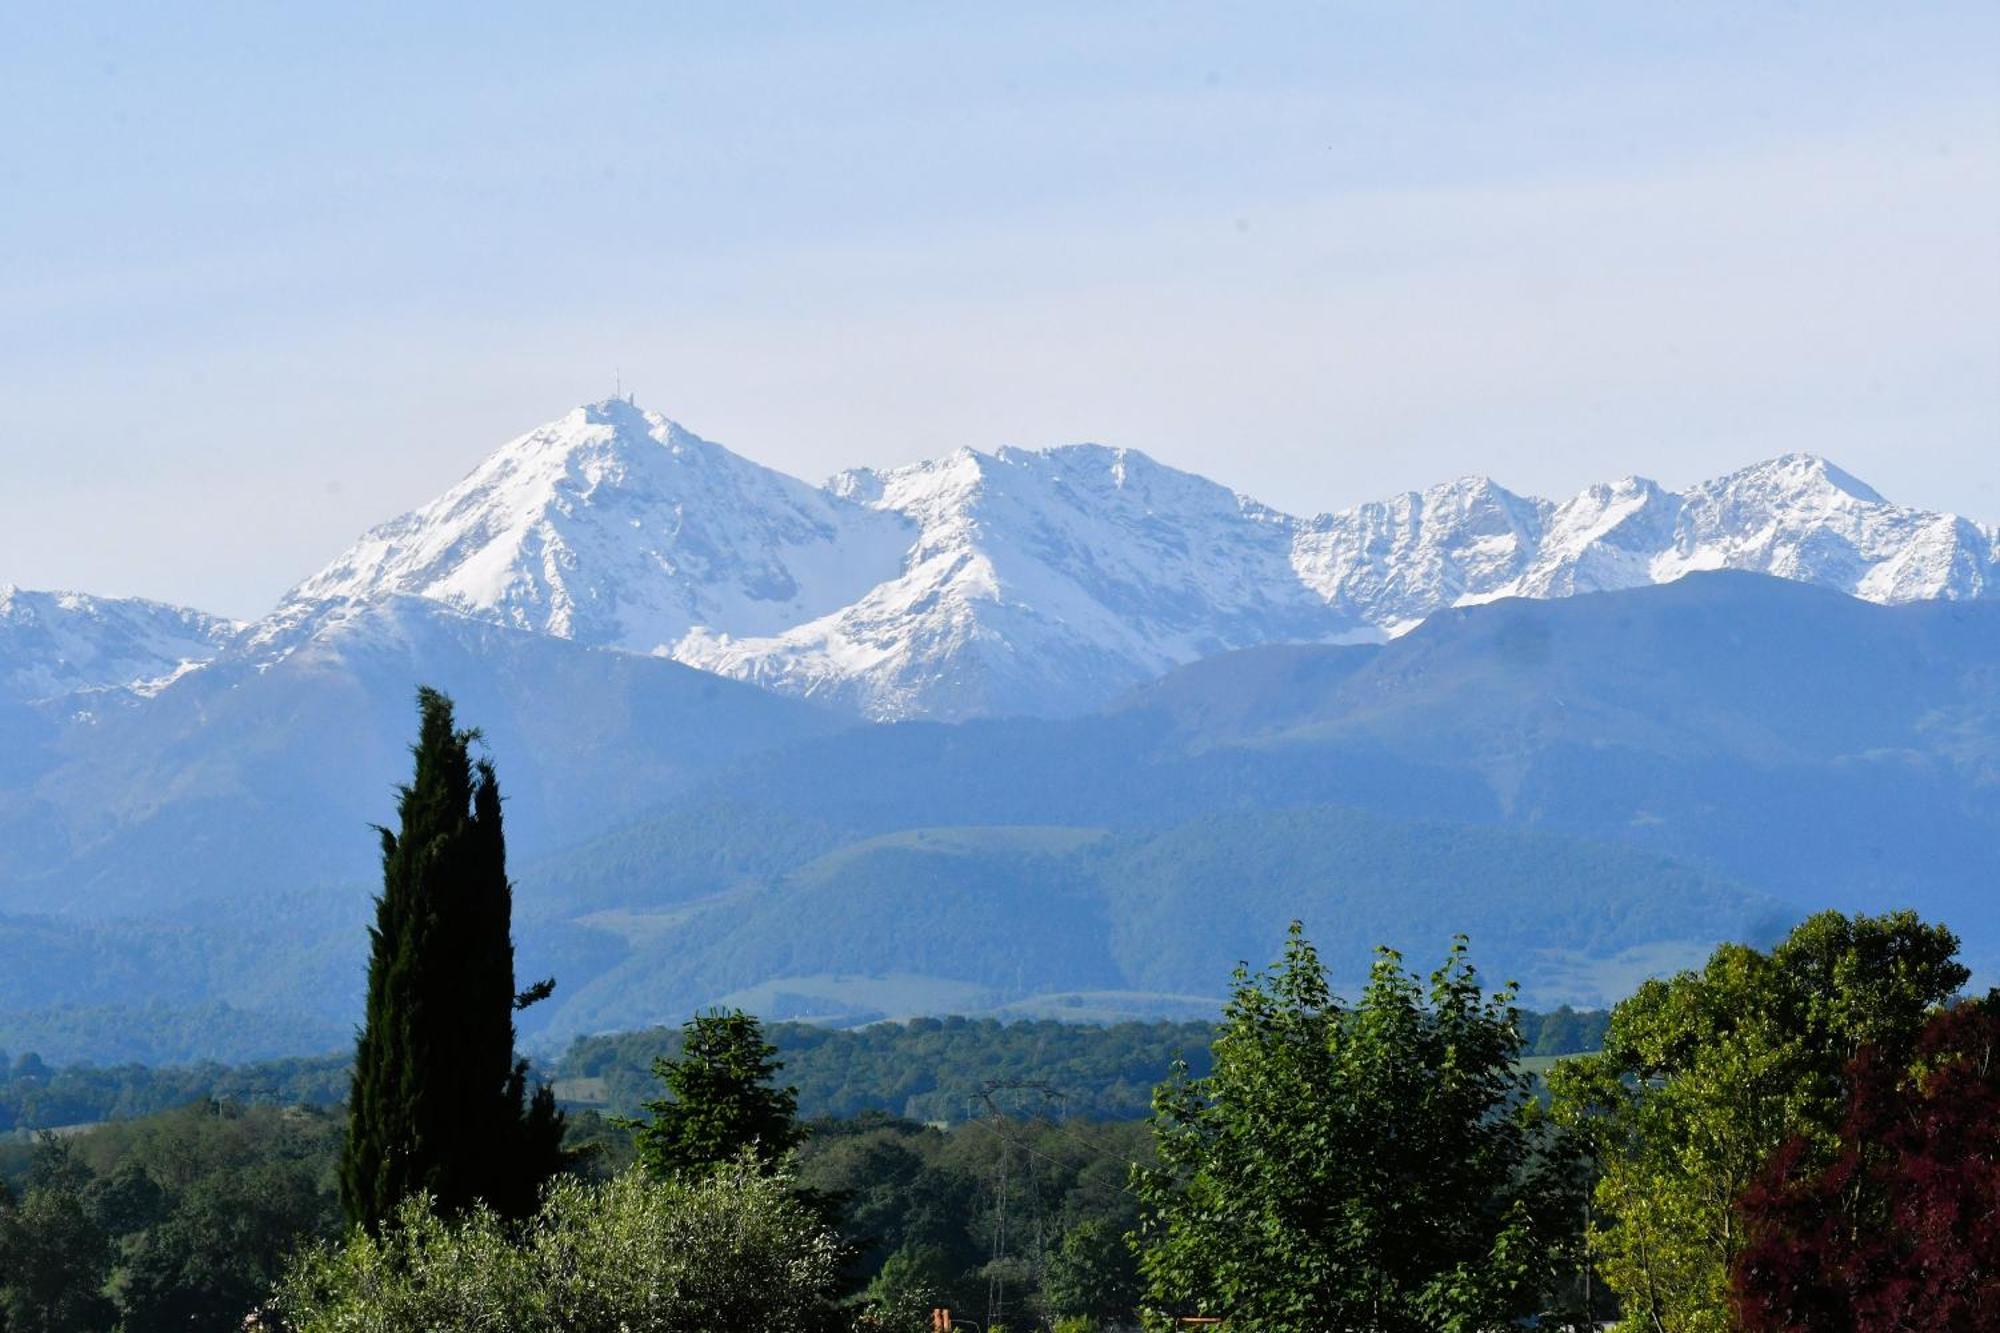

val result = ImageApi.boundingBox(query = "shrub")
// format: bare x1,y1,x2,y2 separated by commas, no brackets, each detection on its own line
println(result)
277,1161,842,1332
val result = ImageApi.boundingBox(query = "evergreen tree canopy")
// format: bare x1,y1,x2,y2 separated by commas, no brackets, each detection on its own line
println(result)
339,687,566,1228
625,1009,802,1179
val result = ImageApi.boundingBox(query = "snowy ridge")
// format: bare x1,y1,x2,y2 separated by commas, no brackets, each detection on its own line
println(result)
678,444,1333,718
241,404,2000,719
0,587,241,703
1289,454,2000,630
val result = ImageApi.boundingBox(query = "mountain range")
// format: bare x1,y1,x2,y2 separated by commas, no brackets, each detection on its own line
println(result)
2,400,1996,1063
263,399,1996,720
11,398,1999,723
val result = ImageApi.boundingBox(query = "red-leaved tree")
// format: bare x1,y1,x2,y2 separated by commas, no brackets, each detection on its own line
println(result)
1733,996,2000,1331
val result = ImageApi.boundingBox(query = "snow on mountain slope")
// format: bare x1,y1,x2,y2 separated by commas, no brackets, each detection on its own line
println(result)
1287,477,1555,632
264,401,2000,721
0,587,240,703
272,399,912,657
1663,454,1996,602
1285,455,1998,631
679,444,1336,718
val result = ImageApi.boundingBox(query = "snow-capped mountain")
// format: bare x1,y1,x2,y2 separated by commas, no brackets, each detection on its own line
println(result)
677,443,1335,717
271,399,912,657
1288,454,1999,630
0,586,240,704
1287,476,1552,633
263,400,1999,720
271,401,1344,718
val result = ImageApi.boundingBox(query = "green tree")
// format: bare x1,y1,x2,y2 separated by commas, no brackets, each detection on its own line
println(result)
277,1163,843,1332
624,1009,802,1179
117,1152,334,1332
1042,1218,1141,1322
0,1136,116,1333
862,1244,956,1331
1132,924,1575,1332
1548,910,1967,1333
56,1100,343,1332
338,687,566,1228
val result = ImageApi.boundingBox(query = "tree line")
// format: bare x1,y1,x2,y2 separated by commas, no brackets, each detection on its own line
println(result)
551,1005,1608,1126
0,688,1991,1330
0,1011,1608,1137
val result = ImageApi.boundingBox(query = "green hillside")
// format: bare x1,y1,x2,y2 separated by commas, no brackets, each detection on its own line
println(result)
533,803,1786,1041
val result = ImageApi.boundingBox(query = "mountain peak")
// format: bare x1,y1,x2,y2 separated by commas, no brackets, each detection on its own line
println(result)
276,403,911,654
577,394,649,421
564,396,716,449
1421,474,1540,517
522,398,706,460
1709,452,1887,506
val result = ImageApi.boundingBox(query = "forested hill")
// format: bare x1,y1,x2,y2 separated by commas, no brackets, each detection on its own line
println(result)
0,1010,1607,1133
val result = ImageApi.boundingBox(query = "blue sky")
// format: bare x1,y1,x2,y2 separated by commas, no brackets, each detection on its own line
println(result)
3,3,1996,616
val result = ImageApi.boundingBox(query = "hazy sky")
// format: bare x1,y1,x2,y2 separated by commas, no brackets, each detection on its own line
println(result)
3,3,1996,617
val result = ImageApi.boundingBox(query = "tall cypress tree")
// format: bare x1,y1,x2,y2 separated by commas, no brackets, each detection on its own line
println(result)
339,687,567,1229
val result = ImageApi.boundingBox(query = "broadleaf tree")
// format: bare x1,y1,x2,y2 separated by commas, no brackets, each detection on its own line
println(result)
1548,910,1968,1332
1732,994,2000,1329
280,1164,843,1332
1132,923,1578,1332
0,1136,117,1333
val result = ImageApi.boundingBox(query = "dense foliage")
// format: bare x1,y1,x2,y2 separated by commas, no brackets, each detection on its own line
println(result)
557,1008,1609,1125
1133,925,1579,1331
0,1007,1606,1137
0,1053,348,1133
0,1092,1152,1330
0,1102,343,1331
0,1137,116,1333
278,1163,844,1332
559,1016,1224,1125
801,1112,1152,1327
1549,910,1968,1332
0,913,1989,1329
1733,995,2000,1329
340,688,566,1227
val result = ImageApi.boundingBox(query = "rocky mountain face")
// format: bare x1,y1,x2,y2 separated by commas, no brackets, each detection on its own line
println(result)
1289,455,1998,628
261,400,1998,719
